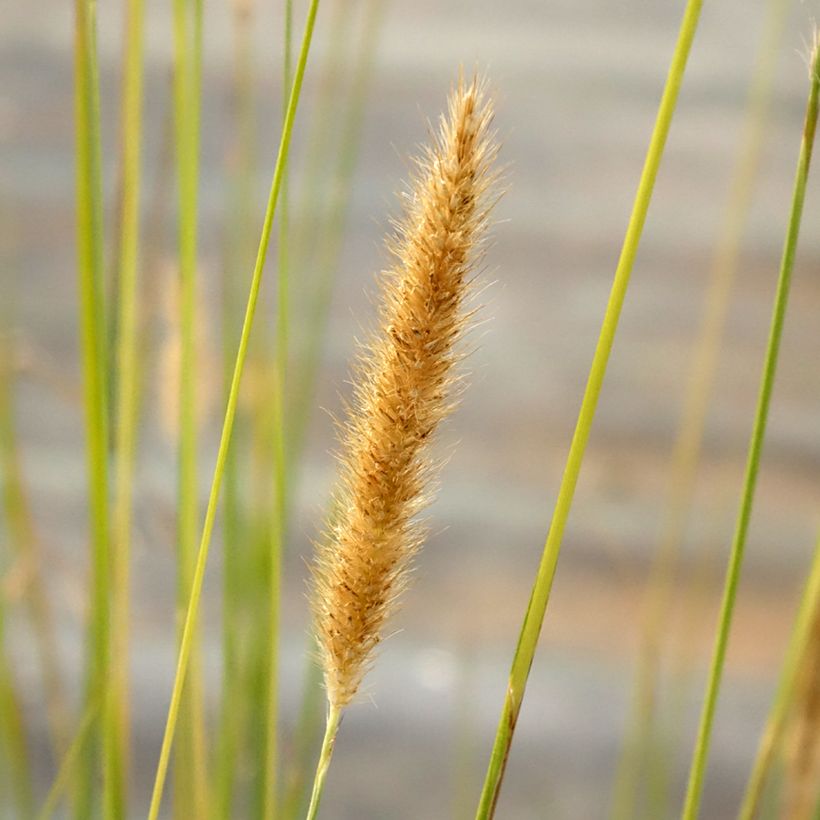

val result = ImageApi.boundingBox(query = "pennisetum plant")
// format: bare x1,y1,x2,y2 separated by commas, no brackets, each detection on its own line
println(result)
304,73,500,819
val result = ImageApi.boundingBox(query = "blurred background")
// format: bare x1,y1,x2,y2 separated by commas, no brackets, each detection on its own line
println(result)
2,0,820,816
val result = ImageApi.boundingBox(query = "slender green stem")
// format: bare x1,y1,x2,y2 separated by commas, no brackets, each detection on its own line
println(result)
215,2,256,813
681,43,820,820
304,707,342,820
610,3,790,815
282,8,386,813
74,0,110,814
105,0,145,815
146,3,321,816
281,658,325,820
738,536,820,820
37,703,99,820
474,3,704,817
261,2,293,817
172,0,208,813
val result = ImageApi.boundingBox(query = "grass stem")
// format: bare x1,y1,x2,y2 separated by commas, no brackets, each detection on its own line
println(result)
680,39,820,820
74,0,110,813
304,707,341,820
475,2,704,816
261,2,293,816
146,2,321,815
172,0,208,813
105,0,146,814
609,2,790,814
214,2,257,813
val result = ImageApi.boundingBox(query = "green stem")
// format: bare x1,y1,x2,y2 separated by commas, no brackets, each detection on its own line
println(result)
281,658,325,820
172,0,208,813
475,2,704,816
610,2,790,815
680,42,820,820
304,707,342,820
105,0,145,815
146,2,321,816
215,2,256,813
74,0,110,814
738,536,820,820
261,2,293,817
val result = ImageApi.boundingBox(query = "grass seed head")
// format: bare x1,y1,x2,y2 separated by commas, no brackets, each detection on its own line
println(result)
311,73,499,710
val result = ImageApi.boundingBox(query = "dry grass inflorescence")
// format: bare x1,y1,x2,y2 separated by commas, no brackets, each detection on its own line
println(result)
303,75,499,818
311,74,498,712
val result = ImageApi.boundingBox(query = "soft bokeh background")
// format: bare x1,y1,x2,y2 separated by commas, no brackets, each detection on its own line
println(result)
3,0,820,816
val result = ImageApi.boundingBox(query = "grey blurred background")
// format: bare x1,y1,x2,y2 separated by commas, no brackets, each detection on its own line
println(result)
2,0,820,816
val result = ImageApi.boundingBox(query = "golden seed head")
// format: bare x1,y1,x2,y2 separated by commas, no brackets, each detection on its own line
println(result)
310,73,499,710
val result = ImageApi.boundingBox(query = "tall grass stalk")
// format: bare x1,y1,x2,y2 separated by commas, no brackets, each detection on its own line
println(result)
146,2,321,815
610,2,790,815
475,3,704,816
172,0,208,813
306,74,498,818
680,38,820,820
105,0,145,814
261,1,294,816
738,536,820,820
215,0,257,812
281,11,387,809
73,0,110,813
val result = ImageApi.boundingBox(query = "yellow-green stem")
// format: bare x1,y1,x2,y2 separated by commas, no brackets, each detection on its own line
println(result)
146,2,321,815
304,707,341,820
680,43,820,820
738,536,820,820
74,0,110,814
262,1,293,815
172,0,208,814
105,0,145,814
215,2,257,814
609,2,790,815
475,2,704,817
